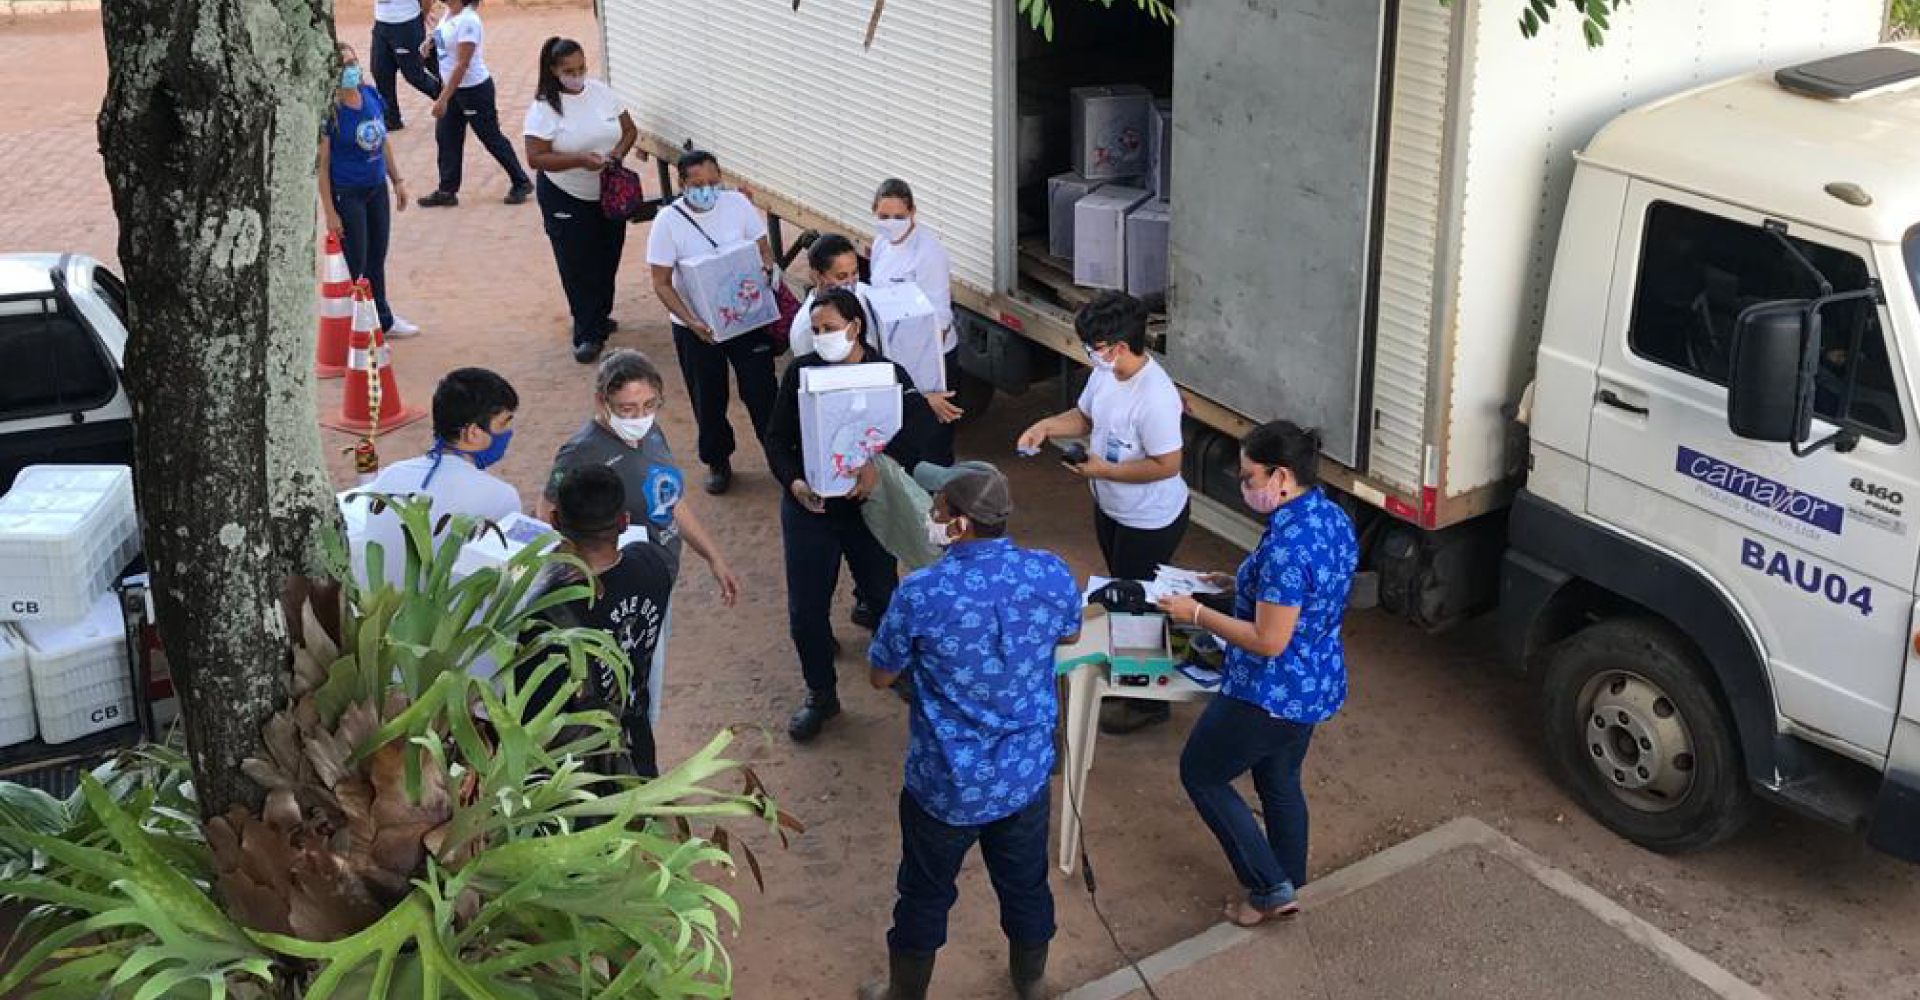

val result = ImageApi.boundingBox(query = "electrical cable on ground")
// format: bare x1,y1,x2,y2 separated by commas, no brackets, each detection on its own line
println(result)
1068,783,1164,1000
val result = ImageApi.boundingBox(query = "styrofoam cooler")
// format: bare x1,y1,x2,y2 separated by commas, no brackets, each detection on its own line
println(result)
1074,186,1152,290
677,240,779,341
19,591,132,744
799,363,903,498
1048,173,1103,260
1071,85,1154,180
0,465,140,624
0,626,34,748
453,513,651,583
1126,199,1172,307
1149,101,1173,200
867,283,946,394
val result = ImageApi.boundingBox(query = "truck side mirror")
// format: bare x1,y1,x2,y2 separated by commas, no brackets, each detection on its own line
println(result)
1727,302,1815,445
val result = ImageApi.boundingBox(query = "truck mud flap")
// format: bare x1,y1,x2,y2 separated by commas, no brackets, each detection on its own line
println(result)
1870,770,1920,862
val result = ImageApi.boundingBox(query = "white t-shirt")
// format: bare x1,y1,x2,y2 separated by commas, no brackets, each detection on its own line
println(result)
871,223,957,353
1077,357,1189,530
432,8,489,87
788,282,878,358
350,453,522,591
644,191,768,327
523,79,625,201
374,0,421,24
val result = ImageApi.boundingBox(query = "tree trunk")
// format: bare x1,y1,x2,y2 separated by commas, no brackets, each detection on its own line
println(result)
98,0,338,819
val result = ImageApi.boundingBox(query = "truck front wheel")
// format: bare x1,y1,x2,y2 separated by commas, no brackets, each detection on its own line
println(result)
1540,618,1753,853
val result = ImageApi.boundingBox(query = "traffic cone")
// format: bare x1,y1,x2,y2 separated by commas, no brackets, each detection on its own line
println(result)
314,232,354,379
320,279,424,436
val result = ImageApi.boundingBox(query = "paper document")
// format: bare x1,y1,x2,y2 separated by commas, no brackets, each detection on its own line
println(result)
1108,612,1166,651
1152,565,1225,597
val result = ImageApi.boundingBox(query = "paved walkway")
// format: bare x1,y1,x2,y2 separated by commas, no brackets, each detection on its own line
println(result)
1067,818,1769,1000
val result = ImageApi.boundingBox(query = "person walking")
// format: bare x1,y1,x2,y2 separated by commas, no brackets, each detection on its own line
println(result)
765,289,935,742
417,0,532,208
870,178,963,465
522,465,677,779
1154,421,1359,928
523,36,639,363
319,43,419,339
368,0,441,132
1015,290,1189,733
540,350,741,738
860,462,1083,1000
645,148,781,495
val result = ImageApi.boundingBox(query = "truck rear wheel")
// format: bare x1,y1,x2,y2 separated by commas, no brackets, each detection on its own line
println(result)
1540,618,1753,853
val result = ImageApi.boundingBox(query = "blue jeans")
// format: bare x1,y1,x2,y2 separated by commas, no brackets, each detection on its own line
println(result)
887,787,1055,954
329,183,393,331
1180,694,1314,908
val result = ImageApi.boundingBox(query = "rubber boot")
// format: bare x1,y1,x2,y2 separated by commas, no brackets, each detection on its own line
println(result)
856,949,936,1000
1010,942,1049,1000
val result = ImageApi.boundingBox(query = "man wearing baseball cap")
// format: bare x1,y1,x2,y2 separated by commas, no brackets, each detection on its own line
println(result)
860,461,1083,1000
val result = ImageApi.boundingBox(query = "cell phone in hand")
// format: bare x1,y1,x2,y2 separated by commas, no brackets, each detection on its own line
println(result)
1059,442,1089,466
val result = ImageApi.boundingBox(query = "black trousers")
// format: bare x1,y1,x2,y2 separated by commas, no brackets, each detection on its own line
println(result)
669,322,778,468
329,183,393,331
370,15,440,129
921,349,961,467
780,494,898,695
537,174,625,346
1094,502,1191,581
434,78,529,194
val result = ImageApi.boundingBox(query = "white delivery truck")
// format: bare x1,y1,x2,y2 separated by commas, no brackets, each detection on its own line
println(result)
602,2,1920,861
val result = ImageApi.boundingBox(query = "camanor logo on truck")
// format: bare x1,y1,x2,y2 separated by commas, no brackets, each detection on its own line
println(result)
1740,537,1874,617
1675,446,1844,538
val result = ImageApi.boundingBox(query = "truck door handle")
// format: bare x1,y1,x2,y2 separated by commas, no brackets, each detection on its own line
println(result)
1597,389,1650,416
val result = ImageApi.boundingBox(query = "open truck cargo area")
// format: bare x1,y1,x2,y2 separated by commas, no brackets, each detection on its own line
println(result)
605,2,1920,863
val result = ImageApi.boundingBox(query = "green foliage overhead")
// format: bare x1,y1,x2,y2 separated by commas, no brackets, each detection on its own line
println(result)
1017,0,1176,42
0,498,796,998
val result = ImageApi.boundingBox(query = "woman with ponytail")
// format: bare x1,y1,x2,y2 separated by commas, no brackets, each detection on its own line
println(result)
1154,420,1359,928
522,36,640,363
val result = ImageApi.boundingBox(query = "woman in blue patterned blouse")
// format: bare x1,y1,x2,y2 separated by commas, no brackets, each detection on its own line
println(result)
1156,420,1360,927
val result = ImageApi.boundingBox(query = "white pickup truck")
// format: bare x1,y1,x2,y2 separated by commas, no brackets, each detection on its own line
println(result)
0,254,134,495
602,2,1920,862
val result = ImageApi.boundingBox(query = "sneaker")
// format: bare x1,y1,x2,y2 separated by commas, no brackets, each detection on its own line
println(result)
417,190,458,208
704,460,733,495
786,691,842,743
573,340,605,364
505,182,534,205
385,315,420,339
851,600,881,631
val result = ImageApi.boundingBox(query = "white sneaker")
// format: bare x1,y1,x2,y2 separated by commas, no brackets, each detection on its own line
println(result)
386,315,421,339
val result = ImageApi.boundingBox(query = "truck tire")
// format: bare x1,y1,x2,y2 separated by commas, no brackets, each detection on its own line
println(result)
951,366,995,428
1540,618,1753,854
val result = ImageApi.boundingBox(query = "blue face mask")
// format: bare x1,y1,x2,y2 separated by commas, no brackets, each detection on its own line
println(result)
684,185,720,212
340,65,363,90
425,427,513,486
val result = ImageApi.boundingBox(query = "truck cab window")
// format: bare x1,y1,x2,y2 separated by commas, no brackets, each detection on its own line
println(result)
1629,200,1905,441
0,297,117,421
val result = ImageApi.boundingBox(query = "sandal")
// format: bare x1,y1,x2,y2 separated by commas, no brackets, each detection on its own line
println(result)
1223,897,1300,927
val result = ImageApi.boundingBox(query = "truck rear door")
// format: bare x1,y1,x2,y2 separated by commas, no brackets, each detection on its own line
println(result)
1585,181,1920,760
1163,0,1388,466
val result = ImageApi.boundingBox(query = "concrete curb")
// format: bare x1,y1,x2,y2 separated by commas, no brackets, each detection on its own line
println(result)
1061,817,1772,1000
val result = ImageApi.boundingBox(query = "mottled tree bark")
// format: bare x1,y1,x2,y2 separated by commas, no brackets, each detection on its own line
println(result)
98,0,338,819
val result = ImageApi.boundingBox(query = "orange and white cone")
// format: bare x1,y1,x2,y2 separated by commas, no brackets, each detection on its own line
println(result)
314,231,354,379
321,279,424,436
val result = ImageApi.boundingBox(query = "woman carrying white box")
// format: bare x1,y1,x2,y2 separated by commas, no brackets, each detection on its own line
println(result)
871,178,962,466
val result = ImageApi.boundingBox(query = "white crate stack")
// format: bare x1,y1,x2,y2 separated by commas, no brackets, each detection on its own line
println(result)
0,627,33,748
0,465,139,623
0,465,139,745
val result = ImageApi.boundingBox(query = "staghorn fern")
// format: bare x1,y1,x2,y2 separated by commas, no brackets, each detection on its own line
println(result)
0,496,797,998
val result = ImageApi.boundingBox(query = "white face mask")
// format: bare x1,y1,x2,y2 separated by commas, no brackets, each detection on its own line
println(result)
925,511,959,549
1085,344,1118,373
815,327,857,363
607,411,654,445
559,71,588,92
876,217,911,244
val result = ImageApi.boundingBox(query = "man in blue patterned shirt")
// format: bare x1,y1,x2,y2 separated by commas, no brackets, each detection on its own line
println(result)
860,461,1083,1000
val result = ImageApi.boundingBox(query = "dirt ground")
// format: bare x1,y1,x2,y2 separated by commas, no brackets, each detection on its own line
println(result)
2,6,1917,999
